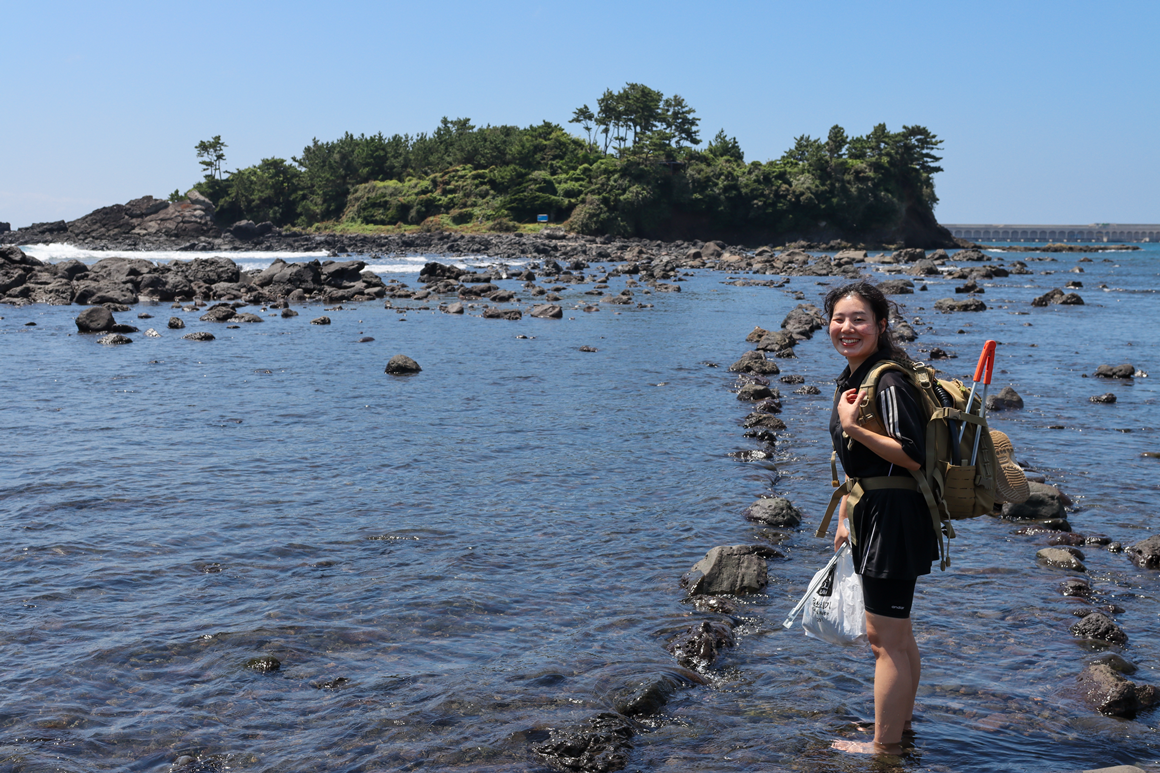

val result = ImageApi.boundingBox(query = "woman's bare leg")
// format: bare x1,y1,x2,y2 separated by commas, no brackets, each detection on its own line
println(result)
833,612,918,754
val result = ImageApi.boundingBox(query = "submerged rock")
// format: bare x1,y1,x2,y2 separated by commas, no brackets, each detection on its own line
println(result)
245,655,281,673
1090,393,1117,404
1077,662,1156,717
609,668,704,717
1037,547,1086,572
96,333,133,345
182,331,215,341
666,620,736,672
531,712,635,773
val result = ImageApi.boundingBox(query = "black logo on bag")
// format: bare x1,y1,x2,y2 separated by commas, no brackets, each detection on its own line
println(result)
816,564,837,597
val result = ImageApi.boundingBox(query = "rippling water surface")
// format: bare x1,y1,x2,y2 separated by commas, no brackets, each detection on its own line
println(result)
2,244,1158,772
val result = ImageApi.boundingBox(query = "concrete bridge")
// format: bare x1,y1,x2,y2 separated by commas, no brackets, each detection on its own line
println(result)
942,223,1159,243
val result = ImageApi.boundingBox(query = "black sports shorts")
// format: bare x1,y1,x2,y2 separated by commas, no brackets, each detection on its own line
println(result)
861,574,917,619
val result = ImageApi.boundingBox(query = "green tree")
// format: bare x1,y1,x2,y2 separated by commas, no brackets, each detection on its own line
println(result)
221,157,302,225
195,136,228,180
570,104,596,147
662,94,701,148
705,130,744,163
825,125,848,160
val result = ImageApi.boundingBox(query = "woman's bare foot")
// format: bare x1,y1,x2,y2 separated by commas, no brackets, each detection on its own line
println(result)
832,739,903,755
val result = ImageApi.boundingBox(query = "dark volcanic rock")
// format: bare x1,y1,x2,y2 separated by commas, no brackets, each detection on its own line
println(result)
986,386,1024,411
877,278,915,295
729,350,780,375
1037,547,1086,572
75,306,115,333
781,303,826,339
736,383,772,402
1095,363,1136,379
531,712,635,773
167,316,185,329
681,545,775,596
311,316,331,325
96,333,133,345
1002,481,1066,520
744,497,802,528
667,620,736,672
1128,535,1160,569
1078,663,1157,717
200,303,237,322
245,655,281,673
609,669,702,717
1090,393,1117,404
385,354,422,375
182,331,215,341
482,307,523,320
531,304,563,319
1071,611,1128,645
934,297,987,312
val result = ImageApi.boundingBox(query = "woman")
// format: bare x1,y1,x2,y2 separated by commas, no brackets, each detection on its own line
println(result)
824,281,939,755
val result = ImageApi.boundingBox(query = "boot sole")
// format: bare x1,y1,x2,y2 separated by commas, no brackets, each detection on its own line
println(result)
991,429,1030,504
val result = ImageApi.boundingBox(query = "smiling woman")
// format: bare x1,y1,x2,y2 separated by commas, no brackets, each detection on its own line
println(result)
821,280,939,755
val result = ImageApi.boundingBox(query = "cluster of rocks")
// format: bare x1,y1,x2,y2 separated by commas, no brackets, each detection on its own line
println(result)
1007,481,1160,718
0,245,390,307
1032,287,1085,306
533,303,829,773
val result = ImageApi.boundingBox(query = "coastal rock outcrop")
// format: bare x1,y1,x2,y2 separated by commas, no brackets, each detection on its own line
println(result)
744,497,802,528
1077,662,1157,718
1127,535,1160,569
385,355,422,375
1095,363,1136,379
75,306,115,332
681,545,774,596
987,386,1024,411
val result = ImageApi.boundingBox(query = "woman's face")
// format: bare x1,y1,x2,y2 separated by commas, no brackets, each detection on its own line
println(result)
829,293,885,370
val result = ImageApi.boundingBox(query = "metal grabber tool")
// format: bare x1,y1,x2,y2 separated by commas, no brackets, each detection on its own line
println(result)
959,340,997,466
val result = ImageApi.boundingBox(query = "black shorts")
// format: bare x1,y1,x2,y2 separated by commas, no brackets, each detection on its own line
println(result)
861,574,917,619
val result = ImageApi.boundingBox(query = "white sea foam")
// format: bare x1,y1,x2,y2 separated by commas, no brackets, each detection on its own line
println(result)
16,243,526,274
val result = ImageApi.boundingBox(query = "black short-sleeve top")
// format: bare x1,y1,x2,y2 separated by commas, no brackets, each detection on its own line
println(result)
829,349,939,578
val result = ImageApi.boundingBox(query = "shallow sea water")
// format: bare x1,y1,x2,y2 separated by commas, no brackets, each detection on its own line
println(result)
2,243,1158,772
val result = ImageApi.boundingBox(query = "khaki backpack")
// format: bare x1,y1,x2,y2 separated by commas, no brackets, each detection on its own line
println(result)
814,360,998,570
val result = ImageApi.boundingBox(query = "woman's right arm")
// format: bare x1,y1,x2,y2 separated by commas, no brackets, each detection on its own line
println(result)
834,494,849,551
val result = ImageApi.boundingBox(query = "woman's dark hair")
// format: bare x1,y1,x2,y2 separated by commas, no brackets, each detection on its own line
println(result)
823,281,912,364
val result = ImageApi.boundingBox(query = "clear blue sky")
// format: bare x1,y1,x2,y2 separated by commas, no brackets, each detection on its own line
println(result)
2,0,1156,230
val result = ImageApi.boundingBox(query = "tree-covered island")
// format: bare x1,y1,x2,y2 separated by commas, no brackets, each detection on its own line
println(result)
193,83,950,247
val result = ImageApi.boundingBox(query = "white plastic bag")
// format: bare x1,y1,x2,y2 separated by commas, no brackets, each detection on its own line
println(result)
800,545,868,646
